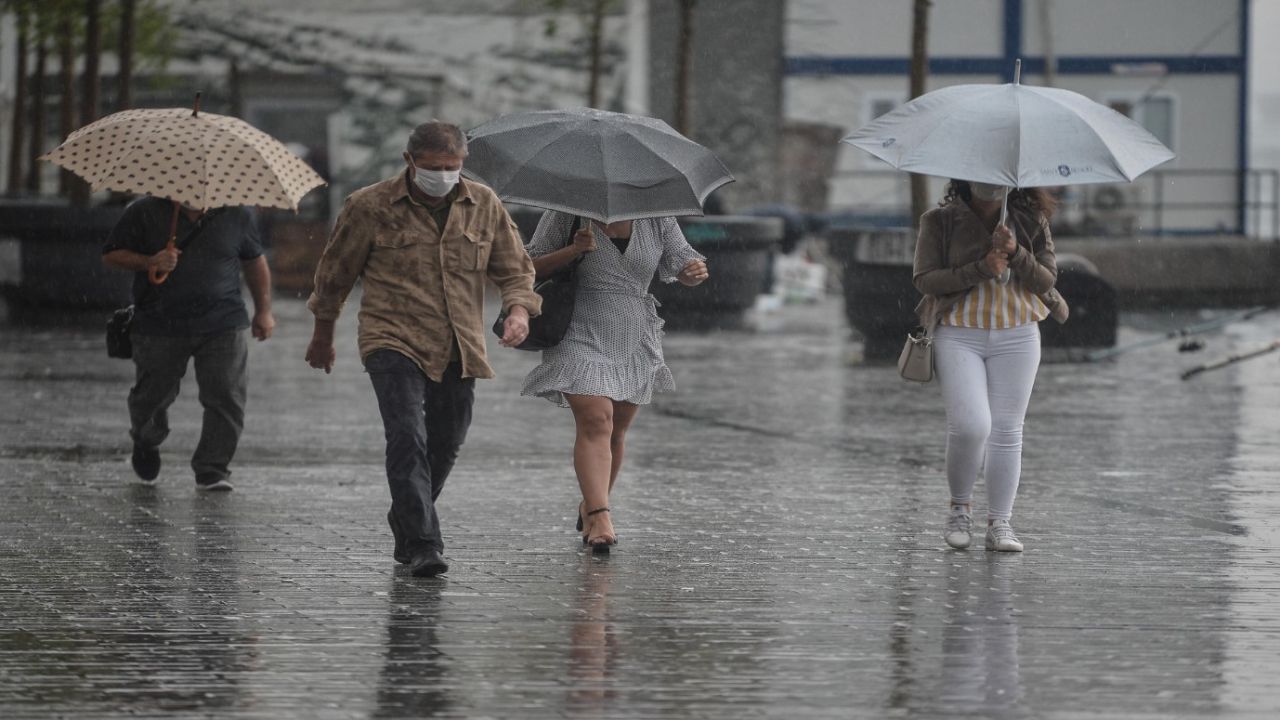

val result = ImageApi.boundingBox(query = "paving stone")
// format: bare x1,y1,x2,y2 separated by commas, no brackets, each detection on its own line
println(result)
2,295,1280,718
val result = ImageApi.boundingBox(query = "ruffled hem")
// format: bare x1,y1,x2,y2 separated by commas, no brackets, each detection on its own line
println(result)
521,355,675,408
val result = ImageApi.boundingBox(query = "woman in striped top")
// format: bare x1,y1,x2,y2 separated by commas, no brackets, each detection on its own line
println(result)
911,180,1062,553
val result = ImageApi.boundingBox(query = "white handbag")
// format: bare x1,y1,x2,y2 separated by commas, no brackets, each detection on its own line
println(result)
897,323,935,383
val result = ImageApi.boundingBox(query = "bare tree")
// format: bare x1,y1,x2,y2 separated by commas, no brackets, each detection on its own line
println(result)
69,0,102,206
117,0,137,110
6,2,30,195
674,0,695,135
542,0,617,108
909,0,931,229
585,0,606,107
25,15,48,193
57,4,76,195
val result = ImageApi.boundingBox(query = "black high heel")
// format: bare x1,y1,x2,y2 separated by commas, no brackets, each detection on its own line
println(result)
583,507,617,554
575,502,585,533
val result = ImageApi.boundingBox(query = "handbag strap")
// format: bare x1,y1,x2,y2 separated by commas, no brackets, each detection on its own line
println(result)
563,215,586,272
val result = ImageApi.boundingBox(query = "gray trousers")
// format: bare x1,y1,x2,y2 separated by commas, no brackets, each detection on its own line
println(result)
365,350,474,555
129,329,248,483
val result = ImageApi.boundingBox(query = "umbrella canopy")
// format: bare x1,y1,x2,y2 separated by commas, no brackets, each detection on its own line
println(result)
841,82,1175,188
463,107,734,223
40,106,325,211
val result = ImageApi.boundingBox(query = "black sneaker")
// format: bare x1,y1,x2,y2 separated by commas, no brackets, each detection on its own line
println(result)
409,548,448,577
131,444,161,481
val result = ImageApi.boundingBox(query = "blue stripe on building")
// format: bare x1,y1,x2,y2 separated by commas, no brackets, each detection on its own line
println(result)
784,55,1243,77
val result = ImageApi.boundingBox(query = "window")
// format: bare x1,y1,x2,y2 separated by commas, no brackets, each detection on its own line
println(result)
866,95,905,125
1107,95,1176,150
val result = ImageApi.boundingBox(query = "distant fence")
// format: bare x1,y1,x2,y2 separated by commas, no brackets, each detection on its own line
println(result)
825,168,1280,239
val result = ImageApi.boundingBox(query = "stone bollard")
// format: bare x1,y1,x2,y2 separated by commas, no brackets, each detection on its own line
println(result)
651,215,782,331
825,225,918,361
0,200,129,322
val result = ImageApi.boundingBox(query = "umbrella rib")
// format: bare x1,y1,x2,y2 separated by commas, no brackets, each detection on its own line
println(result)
1031,89,1151,181
467,131,570,190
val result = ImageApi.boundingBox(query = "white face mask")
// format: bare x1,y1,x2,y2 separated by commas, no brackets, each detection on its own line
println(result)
970,182,1007,202
412,167,460,197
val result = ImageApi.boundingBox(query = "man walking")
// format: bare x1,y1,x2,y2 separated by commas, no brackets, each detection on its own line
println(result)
103,199,274,491
305,121,540,577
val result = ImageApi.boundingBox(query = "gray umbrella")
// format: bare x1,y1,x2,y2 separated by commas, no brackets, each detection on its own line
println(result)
462,107,734,223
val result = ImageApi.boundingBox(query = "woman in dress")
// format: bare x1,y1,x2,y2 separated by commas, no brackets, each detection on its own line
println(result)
521,210,709,552
912,180,1060,553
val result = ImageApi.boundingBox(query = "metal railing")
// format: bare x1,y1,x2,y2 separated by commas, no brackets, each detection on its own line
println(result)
824,168,1280,239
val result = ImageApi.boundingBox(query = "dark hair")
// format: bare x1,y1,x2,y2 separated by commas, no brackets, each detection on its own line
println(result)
942,179,1058,219
406,121,467,158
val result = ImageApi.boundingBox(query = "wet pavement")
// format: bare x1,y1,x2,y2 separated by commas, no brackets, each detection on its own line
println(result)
2,293,1280,719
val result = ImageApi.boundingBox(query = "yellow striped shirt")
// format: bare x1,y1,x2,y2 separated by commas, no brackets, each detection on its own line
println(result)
940,277,1049,329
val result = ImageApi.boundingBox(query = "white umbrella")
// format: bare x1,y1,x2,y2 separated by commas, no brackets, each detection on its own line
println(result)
842,63,1174,188
843,60,1174,282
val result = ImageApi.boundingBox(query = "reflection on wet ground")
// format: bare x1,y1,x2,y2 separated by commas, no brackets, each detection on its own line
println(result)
2,297,1279,718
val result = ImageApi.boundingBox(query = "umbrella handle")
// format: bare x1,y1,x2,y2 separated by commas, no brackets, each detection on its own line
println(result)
148,201,182,285
996,189,1011,285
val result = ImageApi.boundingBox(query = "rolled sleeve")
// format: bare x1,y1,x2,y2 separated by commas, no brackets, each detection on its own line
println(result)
656,217,705,283
486,213,542,317
307,198,372,321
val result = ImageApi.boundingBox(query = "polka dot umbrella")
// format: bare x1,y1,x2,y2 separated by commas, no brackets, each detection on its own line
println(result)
40,95,326,283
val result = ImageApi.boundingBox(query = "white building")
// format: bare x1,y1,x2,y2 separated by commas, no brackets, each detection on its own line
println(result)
785,0,1268,237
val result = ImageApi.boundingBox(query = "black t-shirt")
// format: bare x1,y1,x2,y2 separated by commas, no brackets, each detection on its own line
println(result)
102,197,263,336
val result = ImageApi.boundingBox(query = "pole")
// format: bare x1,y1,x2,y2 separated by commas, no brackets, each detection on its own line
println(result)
908,0,932,231
1086,305,1276,362
674,0,695,136
1181,340,1280,381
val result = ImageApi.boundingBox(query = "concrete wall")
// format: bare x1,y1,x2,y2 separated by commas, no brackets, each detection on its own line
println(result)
1057,235,1280,307
646,0,784,212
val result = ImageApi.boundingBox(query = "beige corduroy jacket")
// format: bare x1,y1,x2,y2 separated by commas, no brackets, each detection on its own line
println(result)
308,173,541,381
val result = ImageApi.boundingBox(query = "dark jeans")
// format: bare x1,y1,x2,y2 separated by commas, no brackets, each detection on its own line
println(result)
129,329,248,483
365,350,475,555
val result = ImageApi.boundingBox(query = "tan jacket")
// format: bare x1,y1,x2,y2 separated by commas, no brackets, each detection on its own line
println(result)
912,200,1065,328
308,173,541,381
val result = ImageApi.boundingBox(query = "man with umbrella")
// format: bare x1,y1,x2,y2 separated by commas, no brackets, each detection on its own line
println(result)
40,98,326,493
304,121,541,578
103,199,275,492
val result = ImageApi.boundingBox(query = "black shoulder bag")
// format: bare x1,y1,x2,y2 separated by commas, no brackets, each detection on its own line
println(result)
106,305,135,359
493,216,584,351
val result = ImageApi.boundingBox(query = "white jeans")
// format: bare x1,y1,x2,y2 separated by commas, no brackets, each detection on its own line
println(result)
933,323,1041,521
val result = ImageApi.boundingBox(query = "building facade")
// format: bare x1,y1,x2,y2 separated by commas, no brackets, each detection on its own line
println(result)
785,0,1259,236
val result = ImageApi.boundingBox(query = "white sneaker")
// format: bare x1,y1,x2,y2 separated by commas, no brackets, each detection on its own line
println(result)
943,506,972,549
985,519,1024,552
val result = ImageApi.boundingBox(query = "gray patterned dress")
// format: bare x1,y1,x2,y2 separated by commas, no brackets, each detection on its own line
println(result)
521,210,705,407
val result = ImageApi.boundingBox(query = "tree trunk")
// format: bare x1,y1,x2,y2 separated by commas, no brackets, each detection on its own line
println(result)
228,59,243,118
674,0,695,136
7,10,30,196
586,0,605,108
26,34,48,193
58,12,76,196
81,0,102,125
117,0,136,110
908,0,932,230
71,0,103,207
